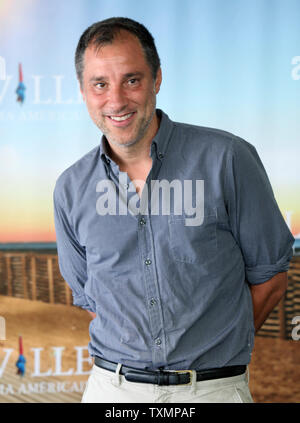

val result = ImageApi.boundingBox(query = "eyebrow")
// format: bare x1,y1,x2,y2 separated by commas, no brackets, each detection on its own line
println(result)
89,71,144,82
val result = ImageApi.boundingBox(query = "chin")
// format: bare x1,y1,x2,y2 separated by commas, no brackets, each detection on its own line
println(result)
110,136,140,148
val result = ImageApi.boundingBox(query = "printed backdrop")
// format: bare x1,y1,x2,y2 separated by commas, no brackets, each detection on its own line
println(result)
0,0,299,403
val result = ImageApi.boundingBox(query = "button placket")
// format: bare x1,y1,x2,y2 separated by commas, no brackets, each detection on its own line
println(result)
150,298,157,306
155,338,161,346
139,217,146,226
138,215,165,365
136,145,167,366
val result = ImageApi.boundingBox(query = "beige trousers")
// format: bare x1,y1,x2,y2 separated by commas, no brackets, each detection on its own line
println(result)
81,364,254,403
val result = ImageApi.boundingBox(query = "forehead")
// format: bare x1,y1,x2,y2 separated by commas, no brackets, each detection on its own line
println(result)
83,31,149,73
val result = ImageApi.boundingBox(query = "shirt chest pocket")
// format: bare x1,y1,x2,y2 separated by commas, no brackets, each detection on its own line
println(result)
168,211,217,264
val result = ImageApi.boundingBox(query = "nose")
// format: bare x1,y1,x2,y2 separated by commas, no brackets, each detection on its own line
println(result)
107,84,128,113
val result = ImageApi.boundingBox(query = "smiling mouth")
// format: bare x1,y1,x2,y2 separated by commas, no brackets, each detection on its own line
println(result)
108,112,135,122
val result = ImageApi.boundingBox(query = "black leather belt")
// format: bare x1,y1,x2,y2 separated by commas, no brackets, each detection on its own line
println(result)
94,357,246,386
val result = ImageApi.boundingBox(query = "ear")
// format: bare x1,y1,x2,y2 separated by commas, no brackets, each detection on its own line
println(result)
155,67,162,94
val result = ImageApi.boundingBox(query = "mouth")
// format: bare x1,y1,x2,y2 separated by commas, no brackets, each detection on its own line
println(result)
106,112,136,126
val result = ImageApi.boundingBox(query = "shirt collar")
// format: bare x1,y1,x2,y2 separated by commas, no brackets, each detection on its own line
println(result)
99,109,174,168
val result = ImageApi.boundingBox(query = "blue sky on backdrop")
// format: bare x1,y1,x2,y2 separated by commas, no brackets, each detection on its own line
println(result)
0,0,299,239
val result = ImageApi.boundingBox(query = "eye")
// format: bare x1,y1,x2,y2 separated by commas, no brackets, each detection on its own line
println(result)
95,82,106,89
128,78,139,86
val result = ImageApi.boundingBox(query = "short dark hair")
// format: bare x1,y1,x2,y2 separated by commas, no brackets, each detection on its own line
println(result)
75,17,161,86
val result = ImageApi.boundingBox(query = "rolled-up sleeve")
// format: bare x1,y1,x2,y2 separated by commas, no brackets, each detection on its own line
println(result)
53,181,96,311
225,137,295,285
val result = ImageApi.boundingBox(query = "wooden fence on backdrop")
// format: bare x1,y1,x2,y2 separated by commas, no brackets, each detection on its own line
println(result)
0,251,72,306
0,251,300,340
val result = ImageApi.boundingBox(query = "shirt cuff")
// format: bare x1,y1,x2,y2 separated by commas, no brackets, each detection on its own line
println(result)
245,247,294,285
72,293,96,312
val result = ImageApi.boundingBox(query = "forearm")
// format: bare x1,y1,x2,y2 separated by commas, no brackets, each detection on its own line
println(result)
249,271,288,333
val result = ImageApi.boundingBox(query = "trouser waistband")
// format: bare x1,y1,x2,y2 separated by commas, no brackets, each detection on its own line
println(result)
94,356,246,386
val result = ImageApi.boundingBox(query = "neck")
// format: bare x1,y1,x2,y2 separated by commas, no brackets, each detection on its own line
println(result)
106,112,160,170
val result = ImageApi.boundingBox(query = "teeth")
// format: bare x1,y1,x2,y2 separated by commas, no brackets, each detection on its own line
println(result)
110,113,133,122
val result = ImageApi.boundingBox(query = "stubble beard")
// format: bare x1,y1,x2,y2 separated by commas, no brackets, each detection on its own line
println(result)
93,92,157,149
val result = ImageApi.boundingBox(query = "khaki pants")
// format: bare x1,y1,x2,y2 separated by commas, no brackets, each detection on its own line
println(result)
81,364,254,403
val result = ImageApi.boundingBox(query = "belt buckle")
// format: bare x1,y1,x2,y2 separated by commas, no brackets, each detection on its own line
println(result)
173,369,193,385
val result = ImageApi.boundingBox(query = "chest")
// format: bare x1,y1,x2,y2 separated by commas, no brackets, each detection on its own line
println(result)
123,160,153,197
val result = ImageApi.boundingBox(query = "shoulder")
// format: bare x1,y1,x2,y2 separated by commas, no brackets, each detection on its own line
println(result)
172,118,256,155
54,145,100,202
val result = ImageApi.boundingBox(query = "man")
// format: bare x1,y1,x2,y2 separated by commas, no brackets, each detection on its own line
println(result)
53,17,295,403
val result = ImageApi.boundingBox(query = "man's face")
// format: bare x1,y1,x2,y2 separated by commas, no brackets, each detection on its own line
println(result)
80,31,162,148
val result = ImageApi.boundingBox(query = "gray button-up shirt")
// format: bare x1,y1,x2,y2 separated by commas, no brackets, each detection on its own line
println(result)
53,109,294,371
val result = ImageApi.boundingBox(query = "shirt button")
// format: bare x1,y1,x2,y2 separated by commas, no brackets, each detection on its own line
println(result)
158,152,164,159
155,338,162,346
150,298,157,306
145,259,152,265
124,183,129,189
140,218,146,225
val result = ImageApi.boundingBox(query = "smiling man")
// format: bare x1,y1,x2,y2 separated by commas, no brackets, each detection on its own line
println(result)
80,33,161,148
82,31,161,151
53,17,295,403
76,24,162,196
